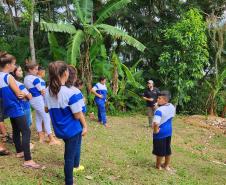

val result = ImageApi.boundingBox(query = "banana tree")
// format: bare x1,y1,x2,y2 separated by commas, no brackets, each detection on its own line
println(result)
41,0,145,90
107,52,144,111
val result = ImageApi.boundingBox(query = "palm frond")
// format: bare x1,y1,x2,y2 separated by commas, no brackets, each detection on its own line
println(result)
41,21,76,34
69,30,84,65
74,0,93,24
73,0,85,23
121,63,144,89
97,24,146,52
95,0,131,24
84,24,103,41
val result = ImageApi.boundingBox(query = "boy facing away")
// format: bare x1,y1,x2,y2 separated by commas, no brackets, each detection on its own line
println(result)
152,91,175,170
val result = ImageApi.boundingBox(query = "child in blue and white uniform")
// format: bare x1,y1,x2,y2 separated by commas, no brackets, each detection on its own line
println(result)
11,65,32,128
37,66,46,89
44,61,87,185
0,53,39,168
24,61,59,145
91,76,109,127
75,79,87,114
152,91,176,171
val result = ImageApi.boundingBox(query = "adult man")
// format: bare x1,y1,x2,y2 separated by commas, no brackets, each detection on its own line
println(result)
143,80,159,127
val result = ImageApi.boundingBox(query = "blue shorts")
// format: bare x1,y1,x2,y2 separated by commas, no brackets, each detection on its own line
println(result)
24,108,32,127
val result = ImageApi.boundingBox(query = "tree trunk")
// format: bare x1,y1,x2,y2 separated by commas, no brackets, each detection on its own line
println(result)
29,0,36,63
81,40,92,93
112,54,119,95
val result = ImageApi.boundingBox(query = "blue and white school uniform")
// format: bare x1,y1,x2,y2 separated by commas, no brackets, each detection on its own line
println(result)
152,103,176,139
44,85,83,185
24,74,52,134
70,86,86,113
92,82,107,124
44,86,83,139
0,72,24,118
15,80,32,127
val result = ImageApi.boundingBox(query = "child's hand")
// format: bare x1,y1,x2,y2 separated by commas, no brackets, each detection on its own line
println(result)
41,89,46,96
153,127,160,134
99,94,103,99
82,127,88,136
18,92,26,99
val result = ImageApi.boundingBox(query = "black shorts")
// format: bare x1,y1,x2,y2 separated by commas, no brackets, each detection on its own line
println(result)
152,136,172,156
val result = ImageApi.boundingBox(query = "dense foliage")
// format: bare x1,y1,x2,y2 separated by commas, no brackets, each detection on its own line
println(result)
0,0,225,116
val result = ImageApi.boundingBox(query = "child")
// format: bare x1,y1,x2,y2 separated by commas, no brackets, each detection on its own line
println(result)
66,66,86,114
0,52,10,155
152,91,175,170
91,76,109,127
44,61,87,185
37,66,46,88
0,52,39,168
24,60,59,145
11,65,32,128
75,79,87,114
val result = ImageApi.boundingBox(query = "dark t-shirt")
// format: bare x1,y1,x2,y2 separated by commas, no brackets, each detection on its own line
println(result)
143,87,159,107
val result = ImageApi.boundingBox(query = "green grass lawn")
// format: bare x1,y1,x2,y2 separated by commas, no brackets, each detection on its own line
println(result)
0,114,225,185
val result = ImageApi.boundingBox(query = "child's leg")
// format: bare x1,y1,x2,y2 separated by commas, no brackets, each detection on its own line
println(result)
0,122,7,141
35,111,45,142
11,116,32,161
64,133,81,185
10,118,23,154
97,105,102,122
164,155,171,169
74,133,82,168
99,103,107,126
156,156,163,169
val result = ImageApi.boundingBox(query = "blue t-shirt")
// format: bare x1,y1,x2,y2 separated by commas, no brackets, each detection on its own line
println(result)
44,86,83,139
0,72,24,118
152,103,176,139
92,82,107,103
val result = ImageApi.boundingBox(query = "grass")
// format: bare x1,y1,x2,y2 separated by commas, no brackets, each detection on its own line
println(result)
0,114,225,185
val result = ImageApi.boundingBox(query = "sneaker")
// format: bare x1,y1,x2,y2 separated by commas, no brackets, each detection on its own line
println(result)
73,165,85,174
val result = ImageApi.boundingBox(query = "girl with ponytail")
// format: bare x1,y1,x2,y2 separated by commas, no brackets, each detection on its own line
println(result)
44,61,87,185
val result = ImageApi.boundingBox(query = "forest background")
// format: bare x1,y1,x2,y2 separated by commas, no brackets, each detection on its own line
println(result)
0,0,225,117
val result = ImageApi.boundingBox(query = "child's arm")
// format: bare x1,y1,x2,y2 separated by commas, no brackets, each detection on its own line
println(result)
73,112,88,136
91,88,102,98
143,96,154,102
33,78,46,95
8,76,25,99
152,122,160,134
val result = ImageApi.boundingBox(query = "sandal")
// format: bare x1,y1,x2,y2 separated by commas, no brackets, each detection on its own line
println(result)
16,152,24,158
0,149,10,156
22,161,41,169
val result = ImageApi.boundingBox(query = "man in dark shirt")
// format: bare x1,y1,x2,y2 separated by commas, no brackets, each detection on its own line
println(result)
142,80,159,127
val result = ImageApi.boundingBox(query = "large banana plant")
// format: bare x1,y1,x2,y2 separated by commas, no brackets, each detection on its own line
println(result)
40,0,146,89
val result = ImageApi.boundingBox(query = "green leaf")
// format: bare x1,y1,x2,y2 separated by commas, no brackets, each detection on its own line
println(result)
41,21,76,34
70,30,84,65
97,24,146,52
95,0,131,24
121,63,144,89
74,0,93,24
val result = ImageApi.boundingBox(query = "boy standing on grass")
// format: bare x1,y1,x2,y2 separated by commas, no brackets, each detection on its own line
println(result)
152,91,175,170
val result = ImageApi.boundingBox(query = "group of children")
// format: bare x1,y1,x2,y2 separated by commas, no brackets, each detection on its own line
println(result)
0,51,176,184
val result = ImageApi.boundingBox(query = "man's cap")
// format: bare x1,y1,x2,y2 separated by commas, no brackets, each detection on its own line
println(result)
147,80,154,84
